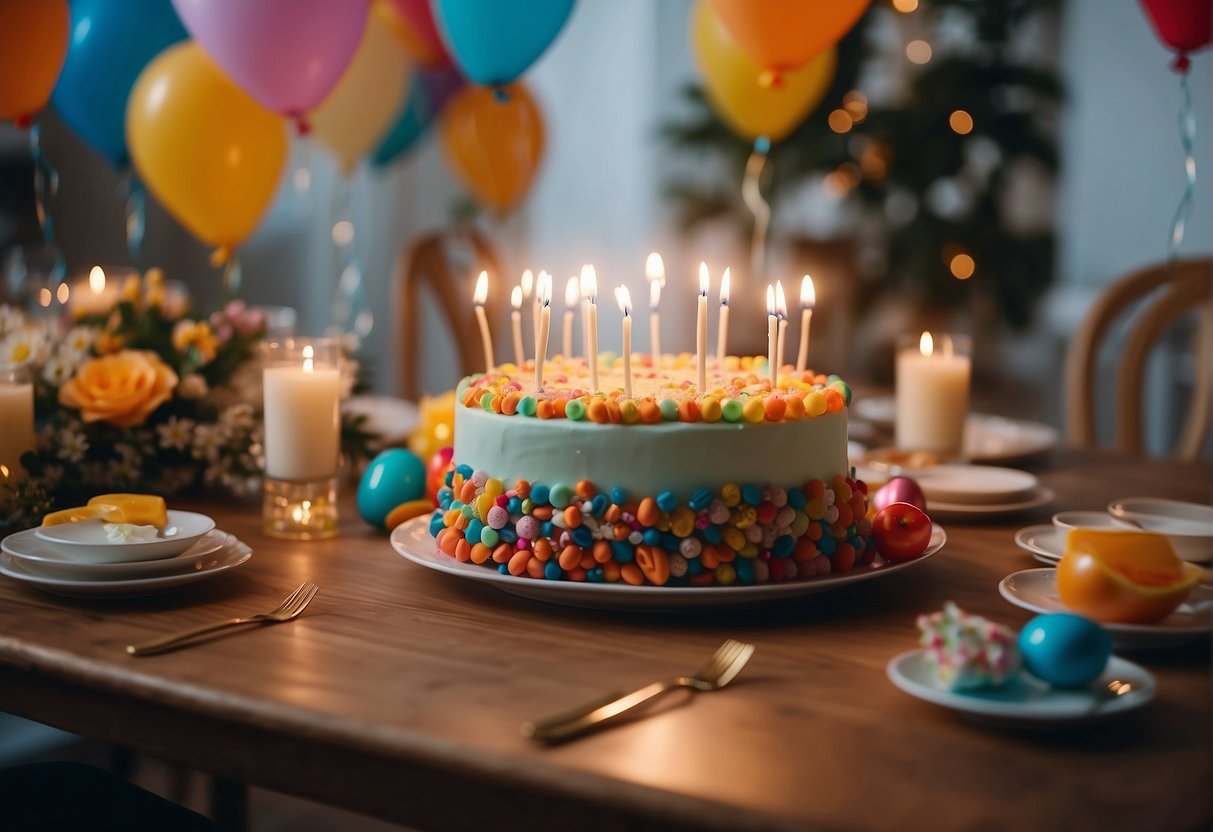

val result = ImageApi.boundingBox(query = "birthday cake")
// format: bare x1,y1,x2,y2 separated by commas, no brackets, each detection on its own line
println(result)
428,356,874,587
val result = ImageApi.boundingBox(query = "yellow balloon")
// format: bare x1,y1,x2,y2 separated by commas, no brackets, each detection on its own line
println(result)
127,43,288,260
692,0,835,143
310,7,411,175
0,0,69,125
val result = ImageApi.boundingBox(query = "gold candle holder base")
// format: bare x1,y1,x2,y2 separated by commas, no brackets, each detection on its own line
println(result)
262,475,339,540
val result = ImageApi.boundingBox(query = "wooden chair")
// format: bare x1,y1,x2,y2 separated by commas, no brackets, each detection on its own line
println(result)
1065,258,1212,461
393,226,505,399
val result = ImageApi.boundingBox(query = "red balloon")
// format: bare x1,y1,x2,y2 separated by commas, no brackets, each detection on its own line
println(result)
1139,0,1211,56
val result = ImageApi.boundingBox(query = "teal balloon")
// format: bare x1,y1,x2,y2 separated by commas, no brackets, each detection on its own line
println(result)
434,0,575,86
51,0,188,167
357,449,427,528
372,66,463,167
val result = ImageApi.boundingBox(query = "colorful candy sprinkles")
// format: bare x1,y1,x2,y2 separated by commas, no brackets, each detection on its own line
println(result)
430,465,875,587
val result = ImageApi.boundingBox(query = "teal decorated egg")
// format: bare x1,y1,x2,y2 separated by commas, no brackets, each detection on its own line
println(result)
357,449,426,528
1018,613,1111,688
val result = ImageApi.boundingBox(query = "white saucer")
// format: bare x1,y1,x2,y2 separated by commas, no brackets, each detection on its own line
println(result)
0,538,252,598
2,528,232,581
887,649,1155,723
32,510,216,562
998,568,1213,648
927,487,1055,520
914,465,1039,505
1013,524,1065,564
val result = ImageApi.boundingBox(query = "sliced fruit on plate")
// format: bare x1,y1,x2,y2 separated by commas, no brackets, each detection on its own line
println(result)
88,494,168,528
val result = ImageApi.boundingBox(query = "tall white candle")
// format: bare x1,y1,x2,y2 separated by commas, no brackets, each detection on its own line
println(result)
535,270,549,356
510,285,525,367
646,252,664,365
716,268,731,369
473,270,494,372
796,274,815,373
263,345,342,481
581,265,599,392
535,276,551,392
579,265,592,370
766,284,777,388
0,366,35,482
616,285,633,398
521,268,535,352
696,262,708,393
774,280,787,381
895,331,972,457
562,277,577,359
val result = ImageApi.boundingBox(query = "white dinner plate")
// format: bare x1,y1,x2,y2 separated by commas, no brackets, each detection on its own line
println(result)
345,395,420,447
998,568,1213,649
390,517,947,611
0,538,251,598
1013,524,1066,564
2,528,232,581
914,465,1040,505
32,510,216,562
927,487,1055,521
887,649,1155,723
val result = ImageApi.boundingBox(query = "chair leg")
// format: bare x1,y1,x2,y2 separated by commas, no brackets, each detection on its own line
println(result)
210,776,248,832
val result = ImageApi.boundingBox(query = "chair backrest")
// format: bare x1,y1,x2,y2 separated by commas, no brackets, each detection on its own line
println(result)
1064,257,1212,461
393,226,505,400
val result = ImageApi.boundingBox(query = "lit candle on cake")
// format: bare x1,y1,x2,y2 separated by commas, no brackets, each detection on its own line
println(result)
895,331,972,458
645,252,664,364
535,274,551,392
473,270,494,372
0,364,34,483
774,280,788,382
696,262,708,393
796,274,815,373
616,285,633,398
535,270,549,353
520,268,535,348
581,264,599,392
579,265,592,370
716,268,731,369
766,285,777,387
563,277,577,358
510,285,525,367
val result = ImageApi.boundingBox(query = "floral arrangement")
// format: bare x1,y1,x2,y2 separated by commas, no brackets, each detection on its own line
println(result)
0,269,377,530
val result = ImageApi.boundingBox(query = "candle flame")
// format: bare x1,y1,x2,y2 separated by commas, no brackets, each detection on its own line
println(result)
511,285,522,309
801,274,816,309
473,270,488,305
720,268,731,306
537,270,551,298
564,276,579,307
89,266,106,293
919,331,934,356
766,284,775,316
775,280,787,319
616,285,632,317
520,269,533,298
649,278,661,310
645,252,665,285
698,262,709,297
303,344,315,373
580,264,597,302
0,464,9,480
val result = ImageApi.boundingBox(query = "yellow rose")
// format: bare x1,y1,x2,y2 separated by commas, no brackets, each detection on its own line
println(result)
59,349,178,428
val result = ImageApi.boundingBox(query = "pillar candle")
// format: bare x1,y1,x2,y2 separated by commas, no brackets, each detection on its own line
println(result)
0,365,35,482
895,331,972,457
263,345,342,481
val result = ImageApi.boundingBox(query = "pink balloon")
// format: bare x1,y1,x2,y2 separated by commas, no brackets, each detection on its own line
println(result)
172,0,371,123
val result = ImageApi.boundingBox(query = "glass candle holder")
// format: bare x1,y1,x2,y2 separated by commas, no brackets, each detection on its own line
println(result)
261,338,343,539
0,363,35,484
894,331,971,461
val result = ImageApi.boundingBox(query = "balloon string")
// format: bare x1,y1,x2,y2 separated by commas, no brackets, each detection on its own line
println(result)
222,254,242,302
1167,71,1196,263
122,177,146,259
330,176,372,343
742,144,772,284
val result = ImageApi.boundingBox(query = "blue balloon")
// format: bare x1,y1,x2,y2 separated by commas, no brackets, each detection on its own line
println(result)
51,0,188,168
434,0,575,87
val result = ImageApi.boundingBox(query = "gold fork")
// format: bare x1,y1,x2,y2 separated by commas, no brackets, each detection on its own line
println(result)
126,581,319,656
522,638,755,743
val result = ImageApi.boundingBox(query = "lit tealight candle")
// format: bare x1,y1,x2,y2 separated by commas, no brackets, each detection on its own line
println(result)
473,270,494,372
510,285,525,367
766,284,777,387
774,280,788,382
646,252,664,365
796,274,815,373
563,276,578,359
581,264,599,392
616,285,633,398
716,268,731,369
696,262,708,393
535,274,552,392
70,266,120,317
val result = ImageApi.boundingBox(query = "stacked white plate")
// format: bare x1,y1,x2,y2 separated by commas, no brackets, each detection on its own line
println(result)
0,511,251,598
912,465,1054,520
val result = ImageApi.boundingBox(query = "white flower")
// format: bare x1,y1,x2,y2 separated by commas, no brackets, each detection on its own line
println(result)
0,331,36,367
41,350,74,386
0,305,24,338
191,423,224,462
57,425,89,463
60,326,97,359
219,403,255,432
156,415,196,452
178,373,209,400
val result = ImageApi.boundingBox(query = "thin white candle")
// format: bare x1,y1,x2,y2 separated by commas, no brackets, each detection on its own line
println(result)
563,276,577,359
510,285,525,367
521,268,535,351
696,262,708,393
716,268,731,368
766,284,777,388
535,276,551,392
582,264,599,392
535,270,549,355
580,265,592,369
616,285,633,398
473,270,494,372
796,274,816,373
775,280,788,381
646,252,664,365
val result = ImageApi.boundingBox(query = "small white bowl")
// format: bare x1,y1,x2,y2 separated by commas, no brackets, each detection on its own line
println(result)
1108,498,1213,563
33,510,216,563
1052,511,1137,534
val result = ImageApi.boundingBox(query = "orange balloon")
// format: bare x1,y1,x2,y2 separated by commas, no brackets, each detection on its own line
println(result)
711,0,869,81
440,84,544,213
0,0,69,125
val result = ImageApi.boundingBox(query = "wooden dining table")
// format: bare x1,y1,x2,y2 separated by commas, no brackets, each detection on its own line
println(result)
0,449,1208,831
